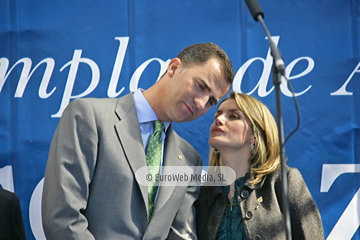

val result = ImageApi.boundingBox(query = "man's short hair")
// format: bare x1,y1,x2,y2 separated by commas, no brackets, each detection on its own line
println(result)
176,43,234,85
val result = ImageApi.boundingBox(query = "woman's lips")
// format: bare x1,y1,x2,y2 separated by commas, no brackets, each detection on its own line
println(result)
211,126,224,133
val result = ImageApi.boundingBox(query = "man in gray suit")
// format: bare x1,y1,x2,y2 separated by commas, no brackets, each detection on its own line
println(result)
42,43,234,239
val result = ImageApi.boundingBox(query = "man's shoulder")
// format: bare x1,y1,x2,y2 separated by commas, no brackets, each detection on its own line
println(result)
70,95,127,106
171,129,197,152
0,188,17,206
66,93,134,113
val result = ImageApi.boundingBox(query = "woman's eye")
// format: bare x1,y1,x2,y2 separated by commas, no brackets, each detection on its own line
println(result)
230,114,239,119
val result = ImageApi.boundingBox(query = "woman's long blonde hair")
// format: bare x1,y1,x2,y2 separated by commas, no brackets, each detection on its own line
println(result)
209,91,281,185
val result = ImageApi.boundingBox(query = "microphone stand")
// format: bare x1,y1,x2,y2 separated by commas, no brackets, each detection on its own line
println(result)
256,15,293,240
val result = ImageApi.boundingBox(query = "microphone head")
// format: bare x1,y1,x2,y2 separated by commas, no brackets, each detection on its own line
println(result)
244,0,265,21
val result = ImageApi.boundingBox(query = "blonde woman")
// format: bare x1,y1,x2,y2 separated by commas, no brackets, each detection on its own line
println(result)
195,91,324,240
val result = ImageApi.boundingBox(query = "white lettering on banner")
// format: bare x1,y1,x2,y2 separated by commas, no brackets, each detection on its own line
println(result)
129,58,170,92
29,178,46,240
0,165,14,192
107,37,128,98
330,62,360,96
52,50,100,118
280,57,314,97
0,36,355,118
232,36,313,97
321,164,360,240
0,57,55,98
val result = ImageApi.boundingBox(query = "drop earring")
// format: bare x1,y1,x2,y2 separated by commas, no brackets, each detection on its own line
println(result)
250,143,255,154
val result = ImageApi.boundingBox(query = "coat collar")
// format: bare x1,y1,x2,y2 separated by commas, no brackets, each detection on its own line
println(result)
245,175,267,190
202,174,268,207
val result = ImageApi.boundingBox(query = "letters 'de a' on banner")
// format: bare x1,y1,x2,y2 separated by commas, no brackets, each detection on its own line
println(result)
0,1,359,239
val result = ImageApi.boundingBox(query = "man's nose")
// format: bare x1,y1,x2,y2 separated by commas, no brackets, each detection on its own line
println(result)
194,96,208,110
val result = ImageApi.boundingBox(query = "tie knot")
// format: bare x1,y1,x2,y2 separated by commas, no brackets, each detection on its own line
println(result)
153,120,164,133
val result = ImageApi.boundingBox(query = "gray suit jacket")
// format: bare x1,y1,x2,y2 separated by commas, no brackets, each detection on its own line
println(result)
42,93,201,240
195,167,324,240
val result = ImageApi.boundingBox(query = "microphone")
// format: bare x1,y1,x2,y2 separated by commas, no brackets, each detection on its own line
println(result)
244,0,285,75
243,1,292,240
244,0,264,22
268,40,285,75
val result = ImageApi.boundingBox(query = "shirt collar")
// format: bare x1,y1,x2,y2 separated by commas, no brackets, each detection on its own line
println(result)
133,89,170,131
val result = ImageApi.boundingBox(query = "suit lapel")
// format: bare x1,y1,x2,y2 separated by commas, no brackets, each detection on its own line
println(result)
114,93,149,211
153,125,187,213
114,97,189,218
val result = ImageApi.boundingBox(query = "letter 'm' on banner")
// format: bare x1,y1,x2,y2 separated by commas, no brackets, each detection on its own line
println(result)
52,50,100,118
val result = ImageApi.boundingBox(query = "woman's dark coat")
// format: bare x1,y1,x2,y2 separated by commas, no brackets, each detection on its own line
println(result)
195,166,325,240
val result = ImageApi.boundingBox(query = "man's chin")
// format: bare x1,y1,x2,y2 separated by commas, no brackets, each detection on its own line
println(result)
174,116,195,123
171,112,195,123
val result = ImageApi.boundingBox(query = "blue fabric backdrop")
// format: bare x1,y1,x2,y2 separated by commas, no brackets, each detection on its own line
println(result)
0,0,359,239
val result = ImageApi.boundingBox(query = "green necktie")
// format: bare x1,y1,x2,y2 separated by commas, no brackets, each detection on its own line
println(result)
146,120,165,221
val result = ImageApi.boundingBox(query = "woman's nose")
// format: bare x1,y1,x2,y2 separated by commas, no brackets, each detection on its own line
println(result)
215,115,225,125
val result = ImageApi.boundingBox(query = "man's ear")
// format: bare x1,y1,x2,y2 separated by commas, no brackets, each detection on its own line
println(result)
167,58,182,77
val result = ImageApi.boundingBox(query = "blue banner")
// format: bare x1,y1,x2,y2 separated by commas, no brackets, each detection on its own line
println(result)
0,0,359,239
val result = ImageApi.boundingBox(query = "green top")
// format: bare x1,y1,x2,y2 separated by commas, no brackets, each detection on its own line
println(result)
216,175,248,240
